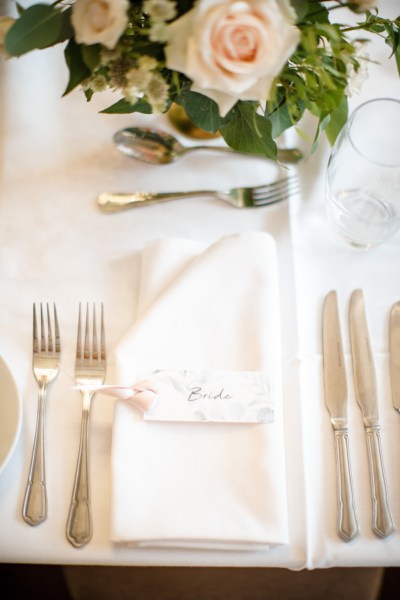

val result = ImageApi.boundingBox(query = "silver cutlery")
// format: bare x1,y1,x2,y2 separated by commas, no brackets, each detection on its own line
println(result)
66,303,106,548
22,303,60,526
389,302,400,416
322,291,359,541
97,176,300,212
113,127,303,165
349,289,395,538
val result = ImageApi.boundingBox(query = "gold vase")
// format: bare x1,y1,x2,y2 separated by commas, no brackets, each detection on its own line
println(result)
167,104,220,140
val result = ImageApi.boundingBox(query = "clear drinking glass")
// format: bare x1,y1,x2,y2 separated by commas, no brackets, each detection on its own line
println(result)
326,98,400,248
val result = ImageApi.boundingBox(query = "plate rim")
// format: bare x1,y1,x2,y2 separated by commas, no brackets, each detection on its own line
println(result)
0,355,23,475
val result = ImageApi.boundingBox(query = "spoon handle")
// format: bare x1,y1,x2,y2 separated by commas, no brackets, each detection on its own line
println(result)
186,145,303,164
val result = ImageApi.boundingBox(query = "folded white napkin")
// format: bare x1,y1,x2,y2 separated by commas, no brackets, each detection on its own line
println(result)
110,232,289,550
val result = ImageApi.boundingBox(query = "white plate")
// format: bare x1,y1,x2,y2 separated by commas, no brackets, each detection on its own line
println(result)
0,356,22,474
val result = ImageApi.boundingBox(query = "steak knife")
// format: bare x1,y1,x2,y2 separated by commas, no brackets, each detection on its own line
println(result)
349,289,395,538
323,291,359,541
389,302,400,415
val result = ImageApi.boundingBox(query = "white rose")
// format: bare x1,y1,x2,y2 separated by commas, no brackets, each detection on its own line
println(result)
71,0,129,49
165,0,300,116
350,0,377,12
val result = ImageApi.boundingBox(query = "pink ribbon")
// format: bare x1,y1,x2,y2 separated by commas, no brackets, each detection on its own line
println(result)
96,380,160,413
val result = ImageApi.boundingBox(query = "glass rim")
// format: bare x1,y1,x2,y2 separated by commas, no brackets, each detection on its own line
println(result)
348,97,400,169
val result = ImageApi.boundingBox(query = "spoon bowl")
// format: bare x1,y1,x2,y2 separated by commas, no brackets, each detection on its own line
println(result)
113,127,303,165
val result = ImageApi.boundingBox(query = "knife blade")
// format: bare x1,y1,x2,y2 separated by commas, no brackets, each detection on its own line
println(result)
389,302,400,414
349,288,395,538
322,290,359,541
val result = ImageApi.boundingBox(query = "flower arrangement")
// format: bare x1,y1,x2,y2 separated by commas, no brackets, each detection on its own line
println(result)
1,0,399,159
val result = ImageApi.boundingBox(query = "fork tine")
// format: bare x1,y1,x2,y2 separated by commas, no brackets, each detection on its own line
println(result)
76,303,82,361
92,304,98,361
253,175,298,192
100,304,106,362
252,176,300,206
252,184,300,203
54,305,61,354
40,303,45,353
47,303,53,353
76,303,104,362
252,174,299,195
33,303,60,354
83,303,90,360
33,303,39,354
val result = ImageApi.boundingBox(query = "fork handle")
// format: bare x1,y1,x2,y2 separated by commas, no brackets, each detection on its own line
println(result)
66,391,93,548
97,190,215,212
22,384,48,526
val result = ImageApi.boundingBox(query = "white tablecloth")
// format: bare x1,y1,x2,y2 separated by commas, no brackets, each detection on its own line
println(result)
0,0,399,569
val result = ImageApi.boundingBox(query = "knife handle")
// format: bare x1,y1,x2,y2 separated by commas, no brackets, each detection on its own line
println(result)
365,426,395,538
334,430,359,541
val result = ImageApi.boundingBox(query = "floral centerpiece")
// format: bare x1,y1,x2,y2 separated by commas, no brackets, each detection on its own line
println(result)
0,0,399,159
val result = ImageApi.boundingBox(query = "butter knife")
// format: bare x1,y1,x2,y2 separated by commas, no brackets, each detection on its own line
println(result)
389,302,400,415
323,291,359,541
349,289,395,538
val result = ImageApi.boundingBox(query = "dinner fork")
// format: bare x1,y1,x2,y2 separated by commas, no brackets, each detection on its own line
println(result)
66,303,106,548
22,303,60,526
96,174,300,212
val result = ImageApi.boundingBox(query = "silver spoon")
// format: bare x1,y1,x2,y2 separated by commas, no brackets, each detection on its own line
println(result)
113,127,303,165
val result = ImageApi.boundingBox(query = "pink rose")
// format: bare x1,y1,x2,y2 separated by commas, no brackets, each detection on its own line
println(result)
71,0,129,50
165,0,300,116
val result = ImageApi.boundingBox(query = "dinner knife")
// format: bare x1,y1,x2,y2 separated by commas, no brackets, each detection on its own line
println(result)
389,302,400,415
349,289,395,538
322,290,359,541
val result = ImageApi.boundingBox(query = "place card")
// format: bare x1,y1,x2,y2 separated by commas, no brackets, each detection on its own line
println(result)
142,370,274,423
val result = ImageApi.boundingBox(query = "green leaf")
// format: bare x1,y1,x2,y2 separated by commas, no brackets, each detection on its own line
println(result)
311,113,330,154
302,0,329,25
395,43,400,76
84,88,94,102
174,90,223,133
101,98,153,114
325,95,348,145
58,8,74,41
384,23,400,71
81,44,102,71
5,4,70,56
269,103,293,139
301,27,318,55
220,102,277,160
315,23,341,43
63,39,91,96
268,96,305,139
289,0,309,22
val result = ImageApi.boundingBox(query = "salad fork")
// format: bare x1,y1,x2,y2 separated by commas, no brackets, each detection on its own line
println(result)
97,174,300,212
22,303,60,526
66,303,106,548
